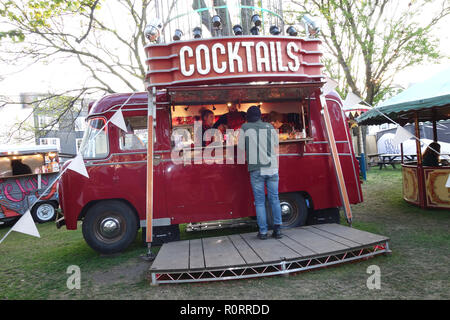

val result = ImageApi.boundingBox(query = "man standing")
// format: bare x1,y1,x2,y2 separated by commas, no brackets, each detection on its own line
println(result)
239,106,283,239
213,103,246,131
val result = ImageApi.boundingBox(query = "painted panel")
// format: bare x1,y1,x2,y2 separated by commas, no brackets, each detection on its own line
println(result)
424,167,450,209
402,166,419,204
0,173,59,220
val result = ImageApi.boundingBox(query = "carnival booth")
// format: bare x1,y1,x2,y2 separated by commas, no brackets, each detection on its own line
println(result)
357,67,450,210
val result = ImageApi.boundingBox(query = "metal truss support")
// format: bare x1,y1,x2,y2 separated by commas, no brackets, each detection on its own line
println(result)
149,241,390,285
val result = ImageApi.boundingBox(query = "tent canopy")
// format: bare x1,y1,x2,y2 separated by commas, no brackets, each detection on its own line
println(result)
357,67,450,125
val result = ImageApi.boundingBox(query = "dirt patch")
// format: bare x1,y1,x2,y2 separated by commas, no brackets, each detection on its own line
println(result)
88,257,151,286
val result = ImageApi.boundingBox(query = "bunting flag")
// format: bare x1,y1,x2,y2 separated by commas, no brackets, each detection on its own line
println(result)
110,109,128,132
392,126,414,145
0,210,40,244
343,92,363,107
446,174,450,188
322,77,338,95
67,154,89,178
10,210,40,238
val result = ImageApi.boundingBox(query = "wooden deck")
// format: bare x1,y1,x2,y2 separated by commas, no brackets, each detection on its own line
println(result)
149,224,390,282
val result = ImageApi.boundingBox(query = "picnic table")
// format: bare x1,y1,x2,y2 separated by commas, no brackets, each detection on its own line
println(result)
368,153,417,169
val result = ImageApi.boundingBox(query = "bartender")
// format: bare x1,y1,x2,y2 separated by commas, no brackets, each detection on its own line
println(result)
213,103,246,131
269,111,294,133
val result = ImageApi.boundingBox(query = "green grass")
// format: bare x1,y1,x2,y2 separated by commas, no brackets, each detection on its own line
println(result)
0,168,449,299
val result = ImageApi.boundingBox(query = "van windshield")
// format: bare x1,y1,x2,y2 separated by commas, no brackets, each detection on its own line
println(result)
79,117,108,159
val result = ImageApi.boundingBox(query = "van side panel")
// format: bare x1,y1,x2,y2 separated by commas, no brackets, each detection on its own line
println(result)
277,97,362,210
60,94,362,230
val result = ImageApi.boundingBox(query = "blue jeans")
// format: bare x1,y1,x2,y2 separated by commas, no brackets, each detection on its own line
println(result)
249,170,282,234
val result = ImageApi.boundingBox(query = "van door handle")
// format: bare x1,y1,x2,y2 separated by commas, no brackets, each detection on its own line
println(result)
153,154,162,166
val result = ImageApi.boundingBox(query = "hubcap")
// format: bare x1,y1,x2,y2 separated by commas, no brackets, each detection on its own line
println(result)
280,202,293,216
279,200,297,225
36,204,55,221
99,217,121,239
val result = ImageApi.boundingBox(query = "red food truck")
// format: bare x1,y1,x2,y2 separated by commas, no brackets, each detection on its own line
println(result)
57,6,363,254
57,90,363,254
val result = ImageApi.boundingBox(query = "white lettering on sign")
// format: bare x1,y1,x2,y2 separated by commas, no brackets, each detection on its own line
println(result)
276,42,288,72
227,42,243,73
179,41,303,76
180,46,194,76
241,42,255,72
286,42,300,72
256,42,270,72
196,44,211,75
211,43,226,73
269,42,277,72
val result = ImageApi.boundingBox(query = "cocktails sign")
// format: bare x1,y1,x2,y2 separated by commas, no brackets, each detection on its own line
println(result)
145,36,323,88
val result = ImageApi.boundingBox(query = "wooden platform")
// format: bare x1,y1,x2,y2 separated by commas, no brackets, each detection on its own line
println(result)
149,223,390,284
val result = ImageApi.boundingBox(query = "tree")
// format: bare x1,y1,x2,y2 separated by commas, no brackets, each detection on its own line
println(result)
0,0,153,141
289,0,450,105
2,0,448,144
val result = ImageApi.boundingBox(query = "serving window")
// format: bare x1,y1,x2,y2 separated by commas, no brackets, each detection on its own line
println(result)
0,152,59,179
170,101,311,151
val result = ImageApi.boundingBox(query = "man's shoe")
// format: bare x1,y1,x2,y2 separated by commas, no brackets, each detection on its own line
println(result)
271,225,283,239
257,232,268,240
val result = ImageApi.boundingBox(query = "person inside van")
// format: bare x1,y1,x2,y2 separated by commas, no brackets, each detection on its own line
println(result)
11,159,32,176
268,111,294,134
195,108,215,147
213,103,246,132
422,142,440,166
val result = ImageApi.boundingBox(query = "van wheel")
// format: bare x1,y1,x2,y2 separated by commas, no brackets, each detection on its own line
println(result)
31,201,57,223
82,200,138,254
267,193,308,229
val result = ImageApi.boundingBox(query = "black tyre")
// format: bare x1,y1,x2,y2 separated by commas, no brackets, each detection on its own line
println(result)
1,217,20,228
266,193,308,229
82,200,138,254
31,201,57,223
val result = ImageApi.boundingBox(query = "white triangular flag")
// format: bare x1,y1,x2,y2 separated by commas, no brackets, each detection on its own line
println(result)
67,154,89,178
343,92,363,107
322,77,338,95
392,126,414,145
110,109,127,132
10,210,40,238
446,174,450,188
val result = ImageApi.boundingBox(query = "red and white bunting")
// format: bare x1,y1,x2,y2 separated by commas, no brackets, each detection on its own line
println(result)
10,210,40,238
110,109,128,132
67,154,89,178
392,126,414,145
0,210,40,244
343,92,362,108
322,77,338,96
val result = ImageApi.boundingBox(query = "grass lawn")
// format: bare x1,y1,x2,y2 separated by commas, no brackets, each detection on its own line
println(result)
0,168,449,299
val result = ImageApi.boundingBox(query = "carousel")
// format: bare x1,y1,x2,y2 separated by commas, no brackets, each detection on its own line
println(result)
357,67,450,210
